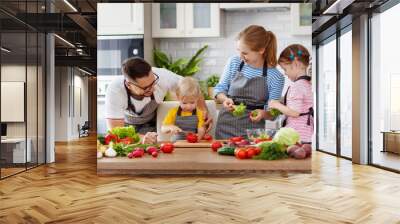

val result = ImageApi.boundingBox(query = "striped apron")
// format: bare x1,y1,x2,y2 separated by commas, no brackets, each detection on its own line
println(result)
123,84,158,134
173,107,198,140
215,61,268,139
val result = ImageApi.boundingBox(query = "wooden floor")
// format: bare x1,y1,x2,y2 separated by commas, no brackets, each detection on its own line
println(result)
373,151,400,171
0,136,400,224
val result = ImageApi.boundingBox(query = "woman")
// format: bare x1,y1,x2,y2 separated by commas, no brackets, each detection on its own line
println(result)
214,25,285,139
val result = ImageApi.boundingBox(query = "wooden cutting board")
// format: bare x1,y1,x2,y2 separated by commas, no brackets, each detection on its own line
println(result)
173,140,213,148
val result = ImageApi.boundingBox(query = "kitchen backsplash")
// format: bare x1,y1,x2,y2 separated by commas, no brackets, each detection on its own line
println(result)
154,8,311,80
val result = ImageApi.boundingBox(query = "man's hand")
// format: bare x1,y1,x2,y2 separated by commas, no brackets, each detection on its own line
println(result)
161,125,182,135
141,132,158,144
202,110,213,133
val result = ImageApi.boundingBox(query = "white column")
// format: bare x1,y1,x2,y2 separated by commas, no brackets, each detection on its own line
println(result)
352,14,369,164
46,33,55,163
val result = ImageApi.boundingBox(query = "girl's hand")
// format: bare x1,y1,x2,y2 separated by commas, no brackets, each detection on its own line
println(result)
202,110,213,133
249,109,266,123
268,100,281,109
197,127,206,140
222,98,235,111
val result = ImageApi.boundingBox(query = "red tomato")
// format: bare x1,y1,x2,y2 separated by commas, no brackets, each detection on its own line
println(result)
253,147,261,155
119,137,133,145
230,136,244,143
203,134,213,141
254,138,272,144
235,149,247,160
186,134,198,143
160,143,174,153
234,148,246,156
211,141,223,152
104,134,118,145
246,148,256,158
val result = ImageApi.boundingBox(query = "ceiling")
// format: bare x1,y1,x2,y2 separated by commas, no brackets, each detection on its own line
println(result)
0,0,97,73
311,0,390,44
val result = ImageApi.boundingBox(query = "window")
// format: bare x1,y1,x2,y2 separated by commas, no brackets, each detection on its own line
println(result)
370,3,400,171
317,37,337,154
339,28,352,158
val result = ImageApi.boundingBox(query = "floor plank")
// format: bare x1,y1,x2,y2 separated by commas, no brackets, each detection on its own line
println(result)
0,135,399,224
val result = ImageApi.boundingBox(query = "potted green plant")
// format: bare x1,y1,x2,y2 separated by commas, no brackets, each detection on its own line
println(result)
153,45,208,101
153,45,208,77
206,75,220,99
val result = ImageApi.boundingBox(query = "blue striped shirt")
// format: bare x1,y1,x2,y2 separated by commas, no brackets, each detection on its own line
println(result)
214,56,285,105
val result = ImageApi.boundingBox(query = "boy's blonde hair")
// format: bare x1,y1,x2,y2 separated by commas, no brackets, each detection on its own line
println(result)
176,77,202,98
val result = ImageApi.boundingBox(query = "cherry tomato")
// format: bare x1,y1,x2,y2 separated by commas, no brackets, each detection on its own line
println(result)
160,143,174,153
203,134,213,141
211,141,223,152
246,148,256,158
230,136,244,143
235,149,247,160
253,147,261,155
186,134,198,143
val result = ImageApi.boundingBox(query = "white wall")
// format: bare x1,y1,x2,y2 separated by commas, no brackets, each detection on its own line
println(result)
54,67,89,141
154,8,312,81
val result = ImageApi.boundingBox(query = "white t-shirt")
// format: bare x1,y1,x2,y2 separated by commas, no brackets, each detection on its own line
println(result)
105,67,182,119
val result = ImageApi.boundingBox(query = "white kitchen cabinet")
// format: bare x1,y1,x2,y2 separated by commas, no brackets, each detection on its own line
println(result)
152,3,185,38
152,3,220,38
97,3,144,35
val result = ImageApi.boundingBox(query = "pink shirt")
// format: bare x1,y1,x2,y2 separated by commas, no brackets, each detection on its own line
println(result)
285,79,314,143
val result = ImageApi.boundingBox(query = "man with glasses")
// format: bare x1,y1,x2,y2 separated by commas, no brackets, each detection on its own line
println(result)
105,57,212,144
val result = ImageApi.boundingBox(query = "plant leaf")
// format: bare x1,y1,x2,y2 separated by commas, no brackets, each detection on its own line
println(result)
182,45,208,76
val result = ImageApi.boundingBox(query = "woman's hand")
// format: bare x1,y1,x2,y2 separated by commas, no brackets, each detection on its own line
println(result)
141,132,158,144
249,109,266,123
222,98,235,111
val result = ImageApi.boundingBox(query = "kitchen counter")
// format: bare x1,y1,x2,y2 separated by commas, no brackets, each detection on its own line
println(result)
97,147,311,175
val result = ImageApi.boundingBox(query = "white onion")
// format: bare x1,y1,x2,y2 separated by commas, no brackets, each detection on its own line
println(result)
105,147,117,157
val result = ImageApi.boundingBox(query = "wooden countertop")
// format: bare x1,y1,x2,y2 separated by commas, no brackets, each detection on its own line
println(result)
97,147,311,175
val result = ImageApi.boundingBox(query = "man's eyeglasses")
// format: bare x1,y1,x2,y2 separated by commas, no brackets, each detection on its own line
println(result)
125,72,159,93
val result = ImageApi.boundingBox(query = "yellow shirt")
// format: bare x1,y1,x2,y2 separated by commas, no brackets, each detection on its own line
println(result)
163,107,204,129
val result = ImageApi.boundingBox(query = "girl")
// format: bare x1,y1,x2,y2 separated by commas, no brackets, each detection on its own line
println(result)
268,44,314,144
161,77,205,140
214,25,285,139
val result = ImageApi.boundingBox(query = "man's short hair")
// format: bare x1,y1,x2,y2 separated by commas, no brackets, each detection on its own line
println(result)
121,57,151,80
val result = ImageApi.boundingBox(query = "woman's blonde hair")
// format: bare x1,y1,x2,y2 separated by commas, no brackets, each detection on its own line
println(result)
237,25,278,67
176,77,202,98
